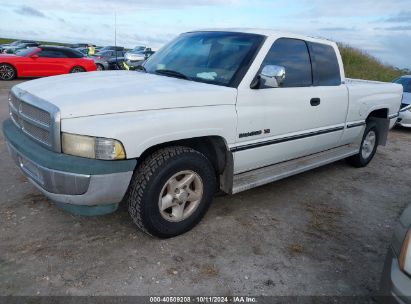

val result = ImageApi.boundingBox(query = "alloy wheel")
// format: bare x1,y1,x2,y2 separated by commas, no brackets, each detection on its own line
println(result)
361,130,376,159
0,65,15,80
158,170,203,222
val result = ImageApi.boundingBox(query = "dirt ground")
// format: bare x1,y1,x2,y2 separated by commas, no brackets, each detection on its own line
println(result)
0,79,410,297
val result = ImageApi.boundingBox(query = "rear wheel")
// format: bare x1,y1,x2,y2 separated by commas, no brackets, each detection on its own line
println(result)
0,64,16,80
127,146,217,238
347,121,379,167
70,66,85,73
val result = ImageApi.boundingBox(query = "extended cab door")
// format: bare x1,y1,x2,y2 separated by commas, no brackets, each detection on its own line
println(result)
234,38,348,174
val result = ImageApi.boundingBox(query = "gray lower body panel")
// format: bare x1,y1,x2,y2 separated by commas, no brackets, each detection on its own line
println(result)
379,247,411,304
232,144,359,194
398,110,411,128
7,140,133,206
30,172,133,206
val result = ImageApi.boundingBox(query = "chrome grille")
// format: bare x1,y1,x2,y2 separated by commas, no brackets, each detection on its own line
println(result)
20,102,51,126
8,88,60,151
21,120,51,144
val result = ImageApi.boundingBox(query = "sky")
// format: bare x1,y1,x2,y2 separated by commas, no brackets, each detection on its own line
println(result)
1,0,410,69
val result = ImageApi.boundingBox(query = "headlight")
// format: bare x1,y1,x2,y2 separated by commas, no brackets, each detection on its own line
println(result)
62,133,126,160
399,230,411,275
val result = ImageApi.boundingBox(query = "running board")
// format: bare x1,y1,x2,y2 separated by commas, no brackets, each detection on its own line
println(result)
232,145,359,194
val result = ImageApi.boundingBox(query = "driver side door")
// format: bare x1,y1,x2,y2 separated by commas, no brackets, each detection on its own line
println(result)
35,48,67,76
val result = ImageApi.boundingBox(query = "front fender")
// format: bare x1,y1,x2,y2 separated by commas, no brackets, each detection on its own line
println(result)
61,105,237,158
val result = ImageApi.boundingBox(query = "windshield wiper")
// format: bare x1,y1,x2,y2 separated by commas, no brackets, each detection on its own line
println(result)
155,69,190,80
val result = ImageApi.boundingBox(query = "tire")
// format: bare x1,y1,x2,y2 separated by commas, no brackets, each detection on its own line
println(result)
96,64,104,71
70,66,85,73
127,146,217,238
347,121,379,167
0,63,16,80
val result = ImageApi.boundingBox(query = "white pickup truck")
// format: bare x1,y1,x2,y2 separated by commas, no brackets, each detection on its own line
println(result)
3,29,403,237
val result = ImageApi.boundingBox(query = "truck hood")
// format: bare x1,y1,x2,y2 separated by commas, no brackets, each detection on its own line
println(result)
15,71,237,119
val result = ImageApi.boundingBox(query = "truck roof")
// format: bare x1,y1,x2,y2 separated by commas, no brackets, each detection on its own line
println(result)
193,28,336,46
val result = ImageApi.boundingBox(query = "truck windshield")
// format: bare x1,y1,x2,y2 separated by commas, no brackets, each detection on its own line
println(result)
143,31,264,87
394,77,411,93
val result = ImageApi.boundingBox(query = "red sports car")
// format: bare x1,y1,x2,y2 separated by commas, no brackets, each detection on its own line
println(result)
0,46,97,80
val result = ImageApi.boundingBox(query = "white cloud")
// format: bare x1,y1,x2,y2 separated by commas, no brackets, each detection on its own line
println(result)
9,0,242,14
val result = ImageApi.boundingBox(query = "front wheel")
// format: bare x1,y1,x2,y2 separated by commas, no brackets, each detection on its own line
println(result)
70,66,85,73
347,121,379,167
0,64,16,80
127,146,216,238
96,64,104,71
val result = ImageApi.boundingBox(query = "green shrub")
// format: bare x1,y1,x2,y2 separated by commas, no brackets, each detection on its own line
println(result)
339,44,407,82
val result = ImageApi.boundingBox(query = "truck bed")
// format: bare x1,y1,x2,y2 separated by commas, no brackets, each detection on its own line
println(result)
345,78,402,123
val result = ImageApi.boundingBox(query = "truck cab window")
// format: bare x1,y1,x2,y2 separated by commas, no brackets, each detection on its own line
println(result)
309,42,341,86
259,38,313,88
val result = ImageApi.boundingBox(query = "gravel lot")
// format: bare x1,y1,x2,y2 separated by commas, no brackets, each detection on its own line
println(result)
0,79,410,297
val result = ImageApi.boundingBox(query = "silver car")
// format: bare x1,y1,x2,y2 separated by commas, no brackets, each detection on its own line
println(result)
393,76,411,128
124,46,154,69
380,204,411,303
91,50,126,70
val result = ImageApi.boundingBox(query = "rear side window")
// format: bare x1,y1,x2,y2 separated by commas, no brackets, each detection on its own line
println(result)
309,42,341,86
38,49,67,58
64,49,84,58
260,38,313,88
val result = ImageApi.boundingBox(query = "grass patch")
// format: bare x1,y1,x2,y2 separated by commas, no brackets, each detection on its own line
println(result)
0,37,68,46
288,243,304,255
305,202,343,236
339,44,408,82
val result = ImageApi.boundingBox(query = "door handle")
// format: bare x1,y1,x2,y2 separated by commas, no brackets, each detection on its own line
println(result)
310,98,321,106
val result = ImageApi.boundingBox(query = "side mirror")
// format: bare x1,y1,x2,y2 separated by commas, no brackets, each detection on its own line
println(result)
261,65,286,88
30,54,39,59
251,65,286,89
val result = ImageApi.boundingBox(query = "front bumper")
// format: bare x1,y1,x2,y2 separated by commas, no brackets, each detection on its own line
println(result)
125,59,144,67
379,247,411,304
93,59,109,70
3,119,137,212
397,110,411,128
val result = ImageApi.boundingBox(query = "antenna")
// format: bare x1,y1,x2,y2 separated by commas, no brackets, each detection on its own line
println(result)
114,11,118,68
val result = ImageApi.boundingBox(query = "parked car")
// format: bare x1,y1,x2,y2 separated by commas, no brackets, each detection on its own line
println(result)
393,76,411,128
380,203,411,303
0,40,37,52
0,46,96,80
107,56,126,70
3,42,40,54
124,47,155,69
90,50,126,70
75,47,89,56
2,29,402,238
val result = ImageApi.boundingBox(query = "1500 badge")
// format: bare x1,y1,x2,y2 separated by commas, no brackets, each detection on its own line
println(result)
239,129,270,138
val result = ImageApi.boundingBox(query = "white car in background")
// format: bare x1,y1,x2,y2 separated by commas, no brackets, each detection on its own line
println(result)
394,75,411,127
